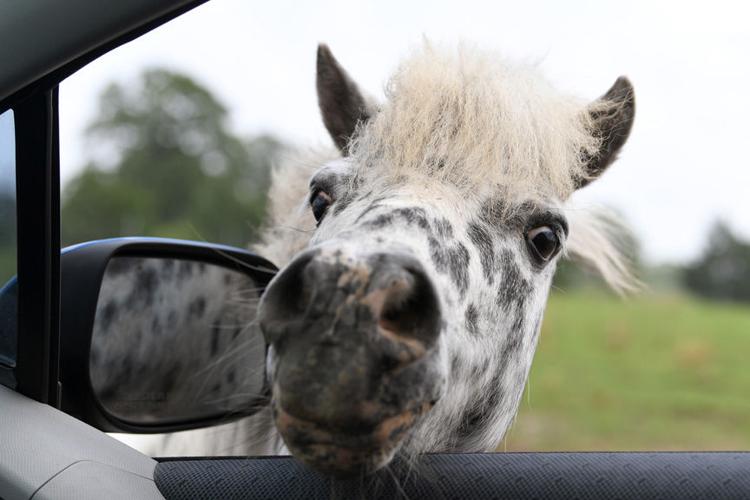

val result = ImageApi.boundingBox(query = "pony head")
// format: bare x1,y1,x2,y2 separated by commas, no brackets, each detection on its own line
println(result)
257,43,635,476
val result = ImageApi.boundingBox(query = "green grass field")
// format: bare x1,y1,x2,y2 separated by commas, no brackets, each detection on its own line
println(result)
502,291,750,452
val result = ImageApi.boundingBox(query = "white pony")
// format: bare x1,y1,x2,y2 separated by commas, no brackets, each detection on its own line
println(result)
113,42,635,477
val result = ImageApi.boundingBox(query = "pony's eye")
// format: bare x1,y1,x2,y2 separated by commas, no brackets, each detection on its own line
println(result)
310,190,333,223
526,226,560,263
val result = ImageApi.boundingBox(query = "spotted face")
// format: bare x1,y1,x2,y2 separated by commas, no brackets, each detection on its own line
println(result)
258,44,635,476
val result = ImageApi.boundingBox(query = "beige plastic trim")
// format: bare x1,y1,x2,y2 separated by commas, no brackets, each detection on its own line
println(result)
0,385,163,500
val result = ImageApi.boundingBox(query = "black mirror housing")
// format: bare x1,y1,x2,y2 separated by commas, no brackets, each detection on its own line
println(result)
58,237,277,433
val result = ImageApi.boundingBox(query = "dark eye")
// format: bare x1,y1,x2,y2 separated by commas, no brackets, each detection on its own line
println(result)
310,190,333,223
526,226,560,263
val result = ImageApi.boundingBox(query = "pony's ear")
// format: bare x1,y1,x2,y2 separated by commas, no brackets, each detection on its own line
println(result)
576,77,635,189
317,44,373,153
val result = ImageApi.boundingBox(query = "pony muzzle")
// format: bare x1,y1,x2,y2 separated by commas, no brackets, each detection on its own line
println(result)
259,249,444,475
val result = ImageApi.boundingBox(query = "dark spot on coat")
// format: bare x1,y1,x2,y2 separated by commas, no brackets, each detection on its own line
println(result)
455,403,487,439
104,258,134,277
449,243,471,297
455,375,504,440
429,238,471,297
465,304,479,336
500,332,523,362
429,237,448,271
211,325,220,356
511,313,525,337
362,206,432,233
100,301,118,325
496,249,531,312
470,357,490,379
433,218,454,239
178,261,193,279
189,296,206,318
136,266,158,303
159,259,175,280
365,212,394,229
392,207,431,230
467,222,495,283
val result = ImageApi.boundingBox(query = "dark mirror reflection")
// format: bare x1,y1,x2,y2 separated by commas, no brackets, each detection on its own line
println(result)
90,256,265,424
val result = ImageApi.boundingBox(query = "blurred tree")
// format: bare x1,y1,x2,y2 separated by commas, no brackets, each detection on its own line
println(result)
62,69,284,248
683,221,750,303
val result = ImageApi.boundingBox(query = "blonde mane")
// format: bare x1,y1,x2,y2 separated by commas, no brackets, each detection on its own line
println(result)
350,42,613,202
255,43,636,292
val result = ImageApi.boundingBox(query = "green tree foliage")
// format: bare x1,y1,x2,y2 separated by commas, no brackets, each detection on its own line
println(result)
62,69,284,248
683,221,750,303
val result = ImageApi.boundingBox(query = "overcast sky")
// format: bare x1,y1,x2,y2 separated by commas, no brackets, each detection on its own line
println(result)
58,0,750,264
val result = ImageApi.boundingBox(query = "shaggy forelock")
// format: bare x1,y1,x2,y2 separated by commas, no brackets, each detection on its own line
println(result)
254,43,637,293
349,42,612,203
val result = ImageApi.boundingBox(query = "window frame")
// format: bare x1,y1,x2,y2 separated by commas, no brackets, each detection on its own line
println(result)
12,90,61,405
0,0,208,407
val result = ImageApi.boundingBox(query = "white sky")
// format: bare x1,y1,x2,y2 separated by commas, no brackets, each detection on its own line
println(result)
59,0,750,264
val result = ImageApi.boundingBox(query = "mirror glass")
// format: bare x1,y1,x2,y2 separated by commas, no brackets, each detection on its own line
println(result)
90,256,266,424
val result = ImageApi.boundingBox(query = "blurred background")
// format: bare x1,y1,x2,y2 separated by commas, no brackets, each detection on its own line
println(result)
55,0,750,451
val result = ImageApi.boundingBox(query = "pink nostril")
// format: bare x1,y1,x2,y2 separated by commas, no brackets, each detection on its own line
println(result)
369,262,441,347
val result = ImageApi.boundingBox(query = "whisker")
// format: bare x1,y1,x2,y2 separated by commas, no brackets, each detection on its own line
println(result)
187,223,278,274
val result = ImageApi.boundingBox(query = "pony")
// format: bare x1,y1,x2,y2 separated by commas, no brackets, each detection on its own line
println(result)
94,41,636,477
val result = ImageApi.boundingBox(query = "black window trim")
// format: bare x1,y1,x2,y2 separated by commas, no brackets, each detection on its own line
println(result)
13,89,60,405
4,0,208,406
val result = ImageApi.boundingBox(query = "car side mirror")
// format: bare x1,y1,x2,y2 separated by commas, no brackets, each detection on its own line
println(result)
58,237,277,433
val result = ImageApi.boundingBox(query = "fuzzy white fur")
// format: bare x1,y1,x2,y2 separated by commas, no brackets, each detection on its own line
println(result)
352,43,608,201
255,43,635,290
139,43,635,460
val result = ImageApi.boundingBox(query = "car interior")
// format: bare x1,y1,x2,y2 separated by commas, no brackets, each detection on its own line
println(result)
1,1,749,499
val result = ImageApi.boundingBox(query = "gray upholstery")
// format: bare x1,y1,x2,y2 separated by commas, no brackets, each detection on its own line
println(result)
0,385,162,500
32,462,162,500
